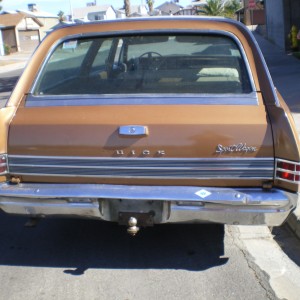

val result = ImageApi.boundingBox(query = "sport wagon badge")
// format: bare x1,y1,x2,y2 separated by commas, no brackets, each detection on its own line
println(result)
216,143,257,154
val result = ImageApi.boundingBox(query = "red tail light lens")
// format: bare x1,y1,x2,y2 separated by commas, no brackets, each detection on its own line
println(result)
276,159,300,183
0,155,7,175
277,161,295,171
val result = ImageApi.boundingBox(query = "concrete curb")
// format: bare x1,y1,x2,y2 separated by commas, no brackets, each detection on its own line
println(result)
288,115,300,240
288,114,300,240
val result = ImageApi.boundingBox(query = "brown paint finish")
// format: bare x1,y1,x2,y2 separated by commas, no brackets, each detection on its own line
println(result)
8,99,273,158
272,91,300,161
8,95,273,185
0,107,18,154
14,175,268,187
3,17,300,191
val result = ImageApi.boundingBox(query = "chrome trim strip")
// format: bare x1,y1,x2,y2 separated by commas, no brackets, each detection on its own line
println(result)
9,155,274,161
8,155,274,180
3,173,274,180
8,164,274,171
29,29,257,105
25,93,259,107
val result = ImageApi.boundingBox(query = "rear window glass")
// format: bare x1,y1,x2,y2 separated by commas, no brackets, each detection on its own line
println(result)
33,34,252,95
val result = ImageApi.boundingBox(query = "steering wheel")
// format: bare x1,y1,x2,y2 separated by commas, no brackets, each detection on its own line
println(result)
139,51,163,59
138,51,163,71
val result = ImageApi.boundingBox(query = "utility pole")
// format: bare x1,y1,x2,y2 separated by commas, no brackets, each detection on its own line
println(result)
0,27,4,56
69,0,74,21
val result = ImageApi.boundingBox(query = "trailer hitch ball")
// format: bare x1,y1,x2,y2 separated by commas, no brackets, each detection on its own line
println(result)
127,217,140,236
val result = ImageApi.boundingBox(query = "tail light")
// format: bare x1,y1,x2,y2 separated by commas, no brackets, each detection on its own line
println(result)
275,158,300,183
0,154,8,174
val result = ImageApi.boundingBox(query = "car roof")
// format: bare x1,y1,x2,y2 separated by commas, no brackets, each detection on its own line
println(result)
54,16,245,32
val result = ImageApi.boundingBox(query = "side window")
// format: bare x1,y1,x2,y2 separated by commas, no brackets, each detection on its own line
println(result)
35,39,93,95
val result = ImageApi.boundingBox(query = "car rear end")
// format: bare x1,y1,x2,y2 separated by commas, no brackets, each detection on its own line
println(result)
0,18,299,232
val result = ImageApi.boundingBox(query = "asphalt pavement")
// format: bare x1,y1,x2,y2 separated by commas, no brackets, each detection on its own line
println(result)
0,51,31,73
0,31,300,239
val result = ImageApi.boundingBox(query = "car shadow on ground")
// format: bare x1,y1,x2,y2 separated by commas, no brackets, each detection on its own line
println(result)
0,213,228,274
272,224,300,268
0,75,19,93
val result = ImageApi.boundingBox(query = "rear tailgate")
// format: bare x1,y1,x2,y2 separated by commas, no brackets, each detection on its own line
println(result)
7,94,274,186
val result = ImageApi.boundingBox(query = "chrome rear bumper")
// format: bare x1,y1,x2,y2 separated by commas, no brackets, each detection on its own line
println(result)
0,183,297,226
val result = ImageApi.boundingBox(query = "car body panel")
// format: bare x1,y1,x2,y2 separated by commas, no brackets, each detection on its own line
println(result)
0,17,299,228
8,93,274,186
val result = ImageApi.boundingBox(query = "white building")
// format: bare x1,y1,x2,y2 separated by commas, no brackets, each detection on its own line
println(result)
73,5,116,22
18,4,59,40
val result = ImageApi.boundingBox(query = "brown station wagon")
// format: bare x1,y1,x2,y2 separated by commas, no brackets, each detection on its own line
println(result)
0,17,299,235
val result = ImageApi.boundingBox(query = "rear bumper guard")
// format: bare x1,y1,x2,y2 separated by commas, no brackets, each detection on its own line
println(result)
0,183,297,226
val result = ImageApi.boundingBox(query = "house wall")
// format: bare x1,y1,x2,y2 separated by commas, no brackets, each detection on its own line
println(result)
2,28,17,53
17,18,40,31
0,15,55,53
282,0,300,50
265,0,300,50
14,27,21,52
265,0,286,49
37,18,59,40
244,10,265,26
288,0,300,29
105,7,117,20
88,7,116,21
137,5,148,15
18,29,40,51
116,11,126,19
0,30,4,55
16,18,40,51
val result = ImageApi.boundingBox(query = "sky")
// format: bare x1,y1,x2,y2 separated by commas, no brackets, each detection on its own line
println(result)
2,0,194,16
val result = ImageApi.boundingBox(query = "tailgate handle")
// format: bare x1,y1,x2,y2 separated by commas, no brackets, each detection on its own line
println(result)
119,125,149,136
